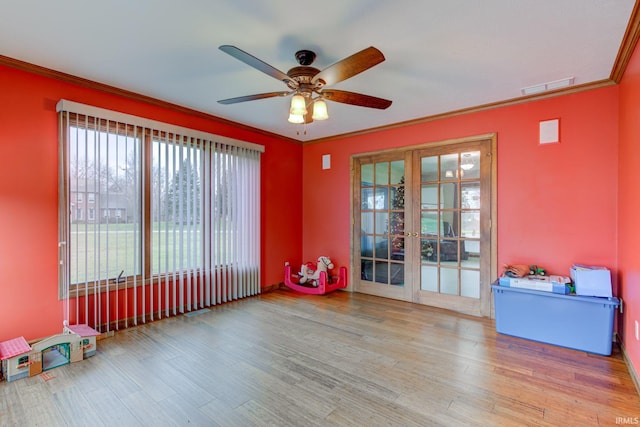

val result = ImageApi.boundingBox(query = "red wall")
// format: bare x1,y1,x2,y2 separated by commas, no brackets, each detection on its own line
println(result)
618,40,640,377
0,64,302,342
302,88,619,285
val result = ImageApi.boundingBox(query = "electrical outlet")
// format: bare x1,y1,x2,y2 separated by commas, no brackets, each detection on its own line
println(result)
635,320,639,341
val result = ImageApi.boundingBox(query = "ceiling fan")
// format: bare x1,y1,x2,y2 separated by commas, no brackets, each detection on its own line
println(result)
218,45,392,124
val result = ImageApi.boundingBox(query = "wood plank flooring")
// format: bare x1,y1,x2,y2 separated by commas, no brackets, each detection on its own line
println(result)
1,289,639,426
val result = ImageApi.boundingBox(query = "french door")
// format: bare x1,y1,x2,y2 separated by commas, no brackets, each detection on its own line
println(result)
355,151,413,301
353,135,496,317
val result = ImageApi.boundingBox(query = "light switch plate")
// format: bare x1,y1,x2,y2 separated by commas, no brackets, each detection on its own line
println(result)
322,154,331,170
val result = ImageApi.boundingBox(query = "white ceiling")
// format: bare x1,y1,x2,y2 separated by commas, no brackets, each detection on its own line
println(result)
0,1,635,142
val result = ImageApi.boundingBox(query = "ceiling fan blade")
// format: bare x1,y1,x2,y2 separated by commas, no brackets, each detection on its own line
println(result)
219,45,296,87
218,91,291,105
312,46,385,87
322,89,392,109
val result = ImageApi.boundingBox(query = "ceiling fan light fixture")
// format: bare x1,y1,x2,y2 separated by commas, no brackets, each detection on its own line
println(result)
312,99,329,120
290,94,307,115
288,113,305,124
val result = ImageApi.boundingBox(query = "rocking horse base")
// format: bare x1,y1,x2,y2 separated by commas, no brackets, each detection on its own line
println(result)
283,263,348,295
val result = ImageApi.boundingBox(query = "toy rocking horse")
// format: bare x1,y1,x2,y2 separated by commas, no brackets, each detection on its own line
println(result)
284,256,347,295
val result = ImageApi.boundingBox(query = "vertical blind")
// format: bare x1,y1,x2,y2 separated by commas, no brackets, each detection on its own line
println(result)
57,100,262,331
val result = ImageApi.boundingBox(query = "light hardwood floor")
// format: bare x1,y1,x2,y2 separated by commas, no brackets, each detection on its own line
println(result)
1,289,639,426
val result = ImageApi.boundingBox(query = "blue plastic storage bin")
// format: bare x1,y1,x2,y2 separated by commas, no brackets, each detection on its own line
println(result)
492,284,619,356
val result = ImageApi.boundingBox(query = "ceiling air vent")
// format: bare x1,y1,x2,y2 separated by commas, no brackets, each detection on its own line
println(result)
521,77,575,96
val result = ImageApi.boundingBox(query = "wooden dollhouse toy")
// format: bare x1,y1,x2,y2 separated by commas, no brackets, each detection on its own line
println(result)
0,324,101,383
0,336,32,382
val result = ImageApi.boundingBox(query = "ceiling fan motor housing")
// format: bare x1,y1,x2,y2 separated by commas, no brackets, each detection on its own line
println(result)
287,66,320,84
295,49,316,66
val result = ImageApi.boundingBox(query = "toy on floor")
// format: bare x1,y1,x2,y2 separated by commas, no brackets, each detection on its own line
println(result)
0,337,32,382
299,256,335,286
0,323,100,383
284,258,347,295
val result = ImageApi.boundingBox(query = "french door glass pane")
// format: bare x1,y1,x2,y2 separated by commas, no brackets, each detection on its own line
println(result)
461,211,480,238
362,259,373,281
421,184,438,209
421,212,439,234
375,162,389,185
421,265,438,291
441,154,458,181
375,212,389,234
463,239,480,268
461,182,480,208
361,237,374,258
374,187,388,209
461,269,480,298
461,152,480,179
375,261,388,283
441,183,458,209
361,164,374,185
361,189,375,209
421,156,438,181
390,262,404,286
361,212,374,234
390,160,404,184
421,238,437,263
440,268,458,295
375,236,388,260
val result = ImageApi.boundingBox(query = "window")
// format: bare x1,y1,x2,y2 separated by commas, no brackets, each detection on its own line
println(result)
58,100,263,331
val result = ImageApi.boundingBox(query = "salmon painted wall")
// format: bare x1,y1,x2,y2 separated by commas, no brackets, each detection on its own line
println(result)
618,40,640,378
302,87,619,291
0,64,302,342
